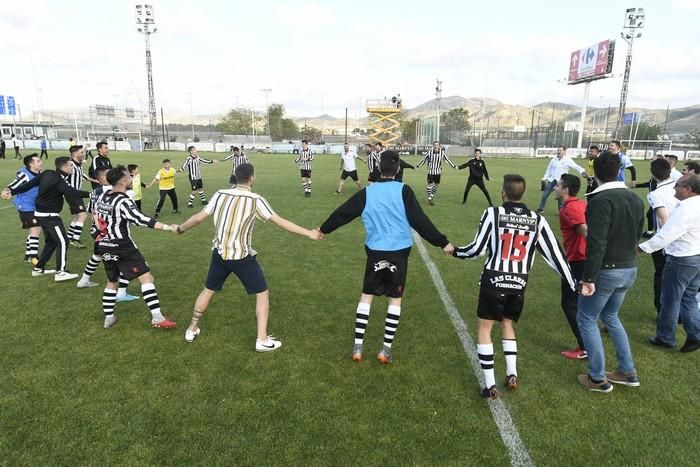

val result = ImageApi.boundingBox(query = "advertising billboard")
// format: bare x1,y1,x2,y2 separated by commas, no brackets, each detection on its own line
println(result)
568,40,615,83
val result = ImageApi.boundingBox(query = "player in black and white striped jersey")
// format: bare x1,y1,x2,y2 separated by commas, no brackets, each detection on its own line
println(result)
452,174,575,399
93,165,179,329
294,139,314,196
76,167,139,302
416,141,456,205
221,146,249,185
364,143,381,183
64,145,98,249
179,146,217,207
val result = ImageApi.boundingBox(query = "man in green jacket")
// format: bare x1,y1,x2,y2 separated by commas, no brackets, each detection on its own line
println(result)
577,151,645,393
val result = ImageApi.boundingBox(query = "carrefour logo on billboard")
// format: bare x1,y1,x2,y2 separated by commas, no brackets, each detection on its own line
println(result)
568,39,615,83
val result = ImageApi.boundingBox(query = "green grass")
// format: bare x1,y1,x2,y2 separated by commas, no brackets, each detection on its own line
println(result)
0,150,696,466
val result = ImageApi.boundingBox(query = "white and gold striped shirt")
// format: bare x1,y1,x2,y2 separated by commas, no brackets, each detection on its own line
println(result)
204,188,275,260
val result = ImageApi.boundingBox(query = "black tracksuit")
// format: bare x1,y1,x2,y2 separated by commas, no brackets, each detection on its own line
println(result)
458,157,493,205
11,170,91,271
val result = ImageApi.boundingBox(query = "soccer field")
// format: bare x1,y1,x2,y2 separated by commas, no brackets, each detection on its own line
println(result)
0,151,695,466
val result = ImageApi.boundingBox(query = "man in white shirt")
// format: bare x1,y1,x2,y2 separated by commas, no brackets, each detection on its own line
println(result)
645,158,680,315
640,174,700,353
335,143,365,194
536,145,587,213
664,154,683,181
11,133,21,159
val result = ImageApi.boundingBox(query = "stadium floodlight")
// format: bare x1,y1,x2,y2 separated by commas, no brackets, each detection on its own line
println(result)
614,8,645,137
135,4,159,148
435,79,442,143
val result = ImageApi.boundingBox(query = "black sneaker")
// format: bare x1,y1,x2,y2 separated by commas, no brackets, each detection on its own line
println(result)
648,336,674,348
172,210,181,214
480,385,502,399
187,204,193,208
154,212,160,219
680,339,700,353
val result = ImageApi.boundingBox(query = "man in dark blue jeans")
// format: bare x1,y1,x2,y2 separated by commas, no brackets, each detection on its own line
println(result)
640,174,700,353
577,151,645,393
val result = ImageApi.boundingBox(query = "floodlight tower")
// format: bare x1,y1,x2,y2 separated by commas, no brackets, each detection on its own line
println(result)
135,4,159,147
614,7,645,138
435,79,442,143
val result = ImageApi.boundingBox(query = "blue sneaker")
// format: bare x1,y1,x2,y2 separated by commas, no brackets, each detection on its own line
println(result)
116,293,140,302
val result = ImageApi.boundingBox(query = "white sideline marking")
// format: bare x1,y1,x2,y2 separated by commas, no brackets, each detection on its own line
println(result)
413,232,535,467
0,205,13,211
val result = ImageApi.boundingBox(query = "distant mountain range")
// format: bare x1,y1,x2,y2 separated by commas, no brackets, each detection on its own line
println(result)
291,96,700,135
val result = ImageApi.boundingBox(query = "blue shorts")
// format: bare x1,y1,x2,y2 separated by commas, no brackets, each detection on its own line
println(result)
205,251,267,294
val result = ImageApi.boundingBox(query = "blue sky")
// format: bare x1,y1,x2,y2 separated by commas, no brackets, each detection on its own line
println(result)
2,0,698,119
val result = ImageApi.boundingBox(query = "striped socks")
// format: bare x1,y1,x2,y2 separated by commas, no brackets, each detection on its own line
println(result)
354,303,371,345
426,184,438,199
198,190,206,203
142,282,164,322
302,181,312,194
102,288,117,317
382,305,401,348
502,339,518,376
117,275,130,296
83,254,101,278
187,194,195,206
68,222,84,241
478,343,496,389
25,235,39,257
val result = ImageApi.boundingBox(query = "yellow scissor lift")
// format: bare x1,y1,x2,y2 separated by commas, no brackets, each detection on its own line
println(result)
366,98,401,146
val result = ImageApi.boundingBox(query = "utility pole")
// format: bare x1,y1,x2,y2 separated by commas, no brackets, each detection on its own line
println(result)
614,7,645,138
135,4,159,147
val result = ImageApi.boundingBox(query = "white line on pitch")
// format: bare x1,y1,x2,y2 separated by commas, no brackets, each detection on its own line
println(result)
413,232,535,467
0,205,14,211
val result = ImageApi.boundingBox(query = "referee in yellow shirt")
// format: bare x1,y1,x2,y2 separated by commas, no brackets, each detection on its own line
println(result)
146,159,180,218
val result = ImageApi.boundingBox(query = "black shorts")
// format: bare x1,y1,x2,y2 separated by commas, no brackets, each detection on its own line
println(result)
98,244,150,282
363,250,409,298
341,170,359,181
368,170,381,182
190,179,204,190
300,169,312,178
66,196,86,214
229,174,237,185
477,285,525,322
19,211,39,229
427,174,442,184
205,250,267,294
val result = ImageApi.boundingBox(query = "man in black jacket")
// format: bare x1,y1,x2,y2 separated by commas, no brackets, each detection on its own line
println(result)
3,157,91,281
576,151,644,393
458,148,493,206
89,142,112,189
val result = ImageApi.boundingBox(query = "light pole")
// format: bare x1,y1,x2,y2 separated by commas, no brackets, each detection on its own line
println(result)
261,88,271,139
135,4,159,148
189,92,194,141
614,7,645,138
435,79,442,143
